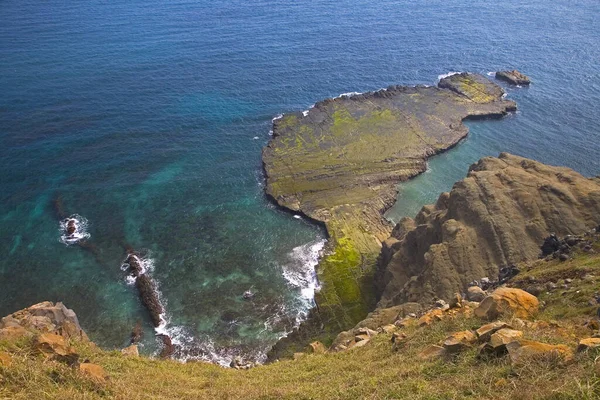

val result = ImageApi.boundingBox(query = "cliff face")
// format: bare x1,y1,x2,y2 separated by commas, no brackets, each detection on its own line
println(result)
377,153,600,307
262,73,516,329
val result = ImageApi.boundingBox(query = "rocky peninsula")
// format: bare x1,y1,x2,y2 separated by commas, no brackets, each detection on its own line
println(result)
263,73,517,331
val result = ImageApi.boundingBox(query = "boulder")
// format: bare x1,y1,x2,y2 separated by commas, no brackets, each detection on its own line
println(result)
306,341,327,354
475,287,539,320
489,328,523,348
506,340,573,365
121,344,139,357
0,351,12,367
34,333,73,358
467,286,487,302
443,330,477,353
449,293,463,309
419,345,447,360
495,70,531,85
79,363,108,383
577,338,600,352
475,321,511,342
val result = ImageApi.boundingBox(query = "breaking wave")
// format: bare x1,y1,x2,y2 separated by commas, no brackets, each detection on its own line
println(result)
281,239,326,324
59,214,91,245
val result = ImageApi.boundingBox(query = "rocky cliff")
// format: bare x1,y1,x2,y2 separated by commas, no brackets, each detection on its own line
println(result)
263,73,516,329
376,153,600,307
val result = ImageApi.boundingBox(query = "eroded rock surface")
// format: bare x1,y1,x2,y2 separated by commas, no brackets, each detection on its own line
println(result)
377,153,600,307
263,73,516,328
0,301,88,342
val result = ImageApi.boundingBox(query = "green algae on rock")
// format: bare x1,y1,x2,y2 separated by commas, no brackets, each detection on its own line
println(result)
262,73,517,332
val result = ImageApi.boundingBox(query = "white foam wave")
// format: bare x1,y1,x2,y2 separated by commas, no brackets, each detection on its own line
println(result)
487,71,496,77
437,71,461,81
271,114,283,122
59,214,91,245
281,239,326,325
302,110,309,117
121,254,155,284
335,91,363,99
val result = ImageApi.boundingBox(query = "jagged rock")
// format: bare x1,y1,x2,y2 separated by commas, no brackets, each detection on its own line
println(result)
121,345,139,357
495,70,531,85
418,309,444,326
467,286,487,302
331,304,421,349
577,338,600,352
158,334,175,359
0,352,12,367
136,275,164,328
377,153,600,308
0,302,88,341
130,321,143,345
34,333,70,357
356,327,378,337
489,328,523,348
474,287,539,320
0,326,31,341
434,299,449,309
355,334,370,342
449,293,463,309
391,332,407,344
419,345,447,360
306,341,326,354
498,265,520,283
475,321,511,342
79,363,108,383
506,340,572,365
443,330,477,353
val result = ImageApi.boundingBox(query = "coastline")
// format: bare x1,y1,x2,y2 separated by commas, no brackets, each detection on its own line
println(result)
262,73,518,357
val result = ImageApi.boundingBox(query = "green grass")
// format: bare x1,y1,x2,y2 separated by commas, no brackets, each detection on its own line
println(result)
4,245,600,399
3,303,600,400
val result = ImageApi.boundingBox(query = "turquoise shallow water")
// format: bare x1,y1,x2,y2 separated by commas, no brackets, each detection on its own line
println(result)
1,0,599,363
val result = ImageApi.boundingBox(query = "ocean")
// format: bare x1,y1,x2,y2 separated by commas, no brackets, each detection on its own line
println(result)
1,0,599,364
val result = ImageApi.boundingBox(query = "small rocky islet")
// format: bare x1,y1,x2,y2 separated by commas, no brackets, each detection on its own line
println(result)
495,69,532,85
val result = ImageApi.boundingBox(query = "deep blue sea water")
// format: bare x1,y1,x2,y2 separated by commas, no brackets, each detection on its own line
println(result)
1,0,599,364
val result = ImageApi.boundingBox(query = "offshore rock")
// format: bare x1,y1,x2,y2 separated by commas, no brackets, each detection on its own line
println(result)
377,153,600,307
263,73,516,329
495,70,531,85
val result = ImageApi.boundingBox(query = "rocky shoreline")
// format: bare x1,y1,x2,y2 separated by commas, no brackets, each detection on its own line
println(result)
262,73,517,345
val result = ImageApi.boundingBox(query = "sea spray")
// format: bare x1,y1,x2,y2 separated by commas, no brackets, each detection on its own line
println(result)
281,239,327,325
59,214,91,245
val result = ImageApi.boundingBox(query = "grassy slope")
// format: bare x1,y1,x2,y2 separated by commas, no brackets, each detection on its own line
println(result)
3,244,600,400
